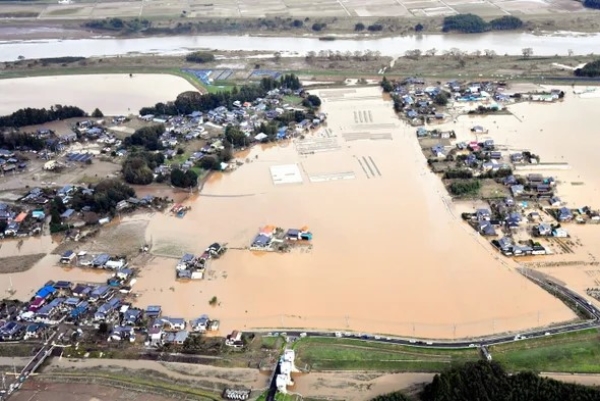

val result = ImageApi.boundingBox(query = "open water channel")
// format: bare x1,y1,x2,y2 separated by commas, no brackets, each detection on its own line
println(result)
0,31,599,62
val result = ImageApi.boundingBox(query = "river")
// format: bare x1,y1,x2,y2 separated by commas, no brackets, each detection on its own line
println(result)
0,31,598,62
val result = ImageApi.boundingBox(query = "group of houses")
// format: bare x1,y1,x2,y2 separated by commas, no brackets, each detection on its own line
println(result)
142,88,326,177
250,226,313,252
14,184,157,239
1,279,220,346
0,201,44,238
392,79,515,125
175,243,227,280
144,310,220,347
0,148,27,174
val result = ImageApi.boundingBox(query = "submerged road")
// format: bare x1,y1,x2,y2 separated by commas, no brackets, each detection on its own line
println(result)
250,276,600,350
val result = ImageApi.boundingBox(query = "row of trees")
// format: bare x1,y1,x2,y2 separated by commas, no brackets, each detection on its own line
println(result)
354,22,384,32
584,0,600,9
443,14,523,33
574,59,600,77
141,74,303,116
0,132,45,151
0,105,86,128
306,49,382,62
83,18,150,33
373,361,600,401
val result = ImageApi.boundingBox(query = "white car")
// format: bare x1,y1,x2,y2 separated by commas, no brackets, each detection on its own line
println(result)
468,344,476,348
409,339,417,344
544,332,551,336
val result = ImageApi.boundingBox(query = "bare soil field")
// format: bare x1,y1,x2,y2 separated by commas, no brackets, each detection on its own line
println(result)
0,253,47,274
9,381,180,401
294,371,434,400
2,0,593,21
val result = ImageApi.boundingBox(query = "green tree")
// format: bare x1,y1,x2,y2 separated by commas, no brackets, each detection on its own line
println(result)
490,15,523,30
434,91,451,106
225,125,248,147
442,14,489,33
584,0,600,9
355,22,365,31
198,155,221,171
91,108,104,118
185,51,215,63
302,94,322,109
0,105,86,128
170,168,198,188
311,22,326,31
575,59,600,77
419,361,600,401
380,76,394,93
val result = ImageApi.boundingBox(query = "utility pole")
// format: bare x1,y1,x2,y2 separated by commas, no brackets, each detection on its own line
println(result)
412,323,415,337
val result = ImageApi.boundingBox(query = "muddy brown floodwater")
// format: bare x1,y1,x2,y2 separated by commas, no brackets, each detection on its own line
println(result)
131,86,575,339
0,74,197,115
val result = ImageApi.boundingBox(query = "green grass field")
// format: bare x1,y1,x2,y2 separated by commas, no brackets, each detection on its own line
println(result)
490,328,600,373
292,330,600,373
255,392,301,401
293,337,480,372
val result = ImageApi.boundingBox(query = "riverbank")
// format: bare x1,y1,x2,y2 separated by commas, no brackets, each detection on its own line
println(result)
2,30,600,63
0,53,597,105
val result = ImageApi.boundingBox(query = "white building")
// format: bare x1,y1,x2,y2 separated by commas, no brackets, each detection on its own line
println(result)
276,349,297,394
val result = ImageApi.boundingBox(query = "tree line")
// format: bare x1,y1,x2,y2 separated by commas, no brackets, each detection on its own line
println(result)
574,59,600,77
443,14,523,33
83,18,150,33
0,105,86,128
0,132,45,151
373,361,600,401
140,73,303,116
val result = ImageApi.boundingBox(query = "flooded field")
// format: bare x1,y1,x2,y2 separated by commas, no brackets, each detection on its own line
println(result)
444,87,600,306
5,85,599,338
134,86,575,339
0,74,196,116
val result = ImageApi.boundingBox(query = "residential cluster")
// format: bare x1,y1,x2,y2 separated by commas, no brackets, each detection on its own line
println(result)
175,243,227,280
7,184,158,240
144,88,326,178
416,118,598,258
0,279,220,347
250,226,313,252
0,148,28,174
389,78,565,126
